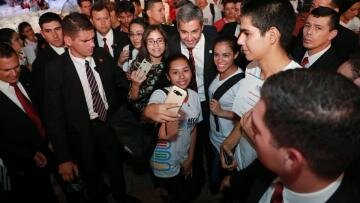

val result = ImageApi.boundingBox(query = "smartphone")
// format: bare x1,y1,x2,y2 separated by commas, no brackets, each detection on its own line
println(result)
223,151,234,166
164,85,187,114
138,59,152,75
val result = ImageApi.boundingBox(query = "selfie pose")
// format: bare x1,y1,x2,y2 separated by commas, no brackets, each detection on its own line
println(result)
148,54,202,203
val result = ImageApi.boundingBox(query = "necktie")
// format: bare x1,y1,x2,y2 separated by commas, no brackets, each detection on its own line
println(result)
103,37,110,53
270,181,284,203
85,60,107,121
301,56,309,68
11,83,45,137
187,48,198,91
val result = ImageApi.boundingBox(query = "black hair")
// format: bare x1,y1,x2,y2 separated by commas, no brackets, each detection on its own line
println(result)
214,35,239,54
39,12,62,29
0,43,17,59
91,2,110,16
17,21,32,41
241,0,295,50
261,69,360,179
310,6,339,30
139,24,168,62
62,12,94,38
116,0,135,15
0,28,17,45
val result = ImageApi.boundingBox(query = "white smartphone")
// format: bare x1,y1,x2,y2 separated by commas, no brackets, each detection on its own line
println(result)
138,59,152,75
164,85,187,114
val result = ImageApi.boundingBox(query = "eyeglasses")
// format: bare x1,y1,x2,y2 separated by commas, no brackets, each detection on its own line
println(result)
147,38,165,46
129,32,143,38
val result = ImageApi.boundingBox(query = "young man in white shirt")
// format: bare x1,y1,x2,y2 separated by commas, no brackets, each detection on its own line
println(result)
220,0,301,171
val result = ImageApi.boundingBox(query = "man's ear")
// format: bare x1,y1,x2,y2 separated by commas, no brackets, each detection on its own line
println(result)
282,148,304,172
328,29,338,41
63,35,72,47
353,78,360,87
146,9,152,18
267,26,280,45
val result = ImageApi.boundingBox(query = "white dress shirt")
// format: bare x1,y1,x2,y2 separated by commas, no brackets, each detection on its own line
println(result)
69,50,109,120
97,29,114,57
0,80,31,112
181,34,206,102
302,45,331,68
49,44,65,55
259,174,344,203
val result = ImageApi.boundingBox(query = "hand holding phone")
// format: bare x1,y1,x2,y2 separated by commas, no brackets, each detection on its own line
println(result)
164,86,187,114
138,59,152,76
223,151,234,166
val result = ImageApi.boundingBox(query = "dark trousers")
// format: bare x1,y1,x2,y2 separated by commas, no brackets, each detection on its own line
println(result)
75,119,126,203
155,172,199,203
6,162,57,203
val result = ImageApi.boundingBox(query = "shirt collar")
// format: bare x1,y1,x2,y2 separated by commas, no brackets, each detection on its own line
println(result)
283,173,343,203
68,49,95,68
49,44,65,55
97,29,113,44
304,45,331,67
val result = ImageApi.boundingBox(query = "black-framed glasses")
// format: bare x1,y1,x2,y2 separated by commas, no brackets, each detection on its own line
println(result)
146,38,165,46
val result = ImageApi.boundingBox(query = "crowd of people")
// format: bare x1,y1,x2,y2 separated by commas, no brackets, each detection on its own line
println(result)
0,0,360,202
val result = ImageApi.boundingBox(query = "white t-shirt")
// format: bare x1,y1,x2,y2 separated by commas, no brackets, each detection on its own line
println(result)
232,60,301,170
202,3,222,25
149,88,203,178
209,68,243,152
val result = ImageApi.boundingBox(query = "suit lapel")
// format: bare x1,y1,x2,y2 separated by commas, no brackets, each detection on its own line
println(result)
63,51,89,113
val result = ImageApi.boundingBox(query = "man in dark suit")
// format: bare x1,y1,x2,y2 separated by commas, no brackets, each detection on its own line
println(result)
292,0,359,63
91,2,129,65
222,70,360,202
0,43,57,202
44,13,138,203
292,7,341,72
144,2,218,194
32,12,65,116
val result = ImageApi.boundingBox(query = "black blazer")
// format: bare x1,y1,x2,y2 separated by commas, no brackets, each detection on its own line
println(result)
292,24,359,63
0,82,49,172
229,160,360,203
44,48,120,164
31,43,61,115
219,22,238,37
293,46,342,72
94,28,129,63
168,25,218,102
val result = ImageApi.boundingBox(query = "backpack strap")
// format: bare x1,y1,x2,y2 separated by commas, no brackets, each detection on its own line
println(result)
212,72,244,131
210,3,215,24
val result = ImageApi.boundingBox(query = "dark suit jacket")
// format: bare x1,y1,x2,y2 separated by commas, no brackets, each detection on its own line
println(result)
0,82,49,173
293,46,342,72
161,24,178,38
168,25,218,102
230,160,360,203
44,48,120,164
31,43,61,115
219,21,238,37
292,24,359,63
94,28,129,63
